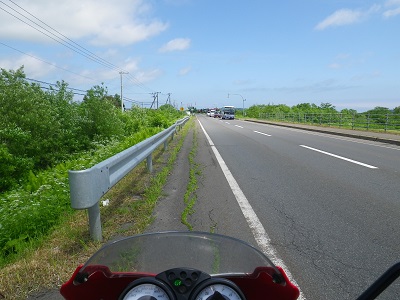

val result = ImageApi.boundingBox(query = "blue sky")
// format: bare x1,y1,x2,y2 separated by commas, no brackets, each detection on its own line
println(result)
1,0,399,111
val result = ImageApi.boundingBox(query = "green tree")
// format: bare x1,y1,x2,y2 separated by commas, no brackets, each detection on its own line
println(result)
0,67,57,168
159,104,176,112
0,128,33,191
340,108,357,115
80,84,124,140
365,106,391,114
291,103,319,113
0,68,81,188
364,107,391,126
319,102,337,112
0,66,185,193
109,94,122,109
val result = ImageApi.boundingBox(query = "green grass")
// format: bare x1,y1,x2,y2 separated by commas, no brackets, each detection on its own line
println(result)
0,118,193,299
181,126,200,230
0,127,166,265
255,114,400,134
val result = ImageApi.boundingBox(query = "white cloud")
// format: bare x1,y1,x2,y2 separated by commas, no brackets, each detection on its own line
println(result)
328,63,342,69
0,0,168,46
0,54,56,77
328,53,351,69
315,9,363,30
159,38,191,53
385,0,400,6
275,79,355,93
178,66,191,76
383,7,400,17
134,68,163,83
328,51,374,71
233,79,251,86
335,53,351,60
315,5,380,30
88,56,146,84
383,0,400,17
351,71,381,81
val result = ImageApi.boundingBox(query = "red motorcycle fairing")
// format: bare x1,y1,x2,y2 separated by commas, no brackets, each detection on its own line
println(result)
60,232,301,299
60,265,299,300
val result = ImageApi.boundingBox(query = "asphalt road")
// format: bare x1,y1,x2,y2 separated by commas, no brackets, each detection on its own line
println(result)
150,115,399,300
29,115,399,299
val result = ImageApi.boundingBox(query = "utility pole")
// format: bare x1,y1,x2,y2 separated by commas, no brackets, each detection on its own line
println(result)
165,93,171,105
119,71,129,112
150,92,161,109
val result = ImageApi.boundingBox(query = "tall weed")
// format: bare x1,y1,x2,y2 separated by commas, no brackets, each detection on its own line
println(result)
0,67,185,261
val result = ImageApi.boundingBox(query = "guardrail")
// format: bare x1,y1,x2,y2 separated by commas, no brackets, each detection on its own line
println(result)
68,116,189,241
257,113,400,132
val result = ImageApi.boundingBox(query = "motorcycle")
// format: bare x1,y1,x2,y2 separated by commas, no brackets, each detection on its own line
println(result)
60,231,399,300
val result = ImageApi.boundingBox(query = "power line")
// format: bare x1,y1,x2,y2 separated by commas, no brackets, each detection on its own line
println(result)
23,77,155,101
0,0,158,93
0,1,119,71
7,0,121,72
0,42,96,81
123,96,153,106
25,77,87,95
26,77,86,92
38,86,86,96
126,76,156,94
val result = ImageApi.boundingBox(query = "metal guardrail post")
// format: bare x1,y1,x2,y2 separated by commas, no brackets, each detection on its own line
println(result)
88,203,102,241
69,116,189,240
147,154,153,173
385,114,389,132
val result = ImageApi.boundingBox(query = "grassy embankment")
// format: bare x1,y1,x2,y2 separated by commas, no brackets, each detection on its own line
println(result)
0,117,194,299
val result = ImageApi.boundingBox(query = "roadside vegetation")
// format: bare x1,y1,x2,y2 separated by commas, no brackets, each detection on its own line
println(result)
181,126,200,230
244,103,400,133
0,67,185,268
0,117,192,299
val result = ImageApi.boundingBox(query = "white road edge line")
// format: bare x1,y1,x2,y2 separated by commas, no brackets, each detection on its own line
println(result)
300,145,378,169
254,130,272,137
198,119,306,300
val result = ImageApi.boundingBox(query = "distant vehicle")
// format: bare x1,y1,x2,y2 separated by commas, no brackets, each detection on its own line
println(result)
221,106,235,119
209,109,215,117
214,110,221,118
206,110,211,116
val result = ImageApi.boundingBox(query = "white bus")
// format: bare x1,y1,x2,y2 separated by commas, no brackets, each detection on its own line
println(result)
220,106,235,119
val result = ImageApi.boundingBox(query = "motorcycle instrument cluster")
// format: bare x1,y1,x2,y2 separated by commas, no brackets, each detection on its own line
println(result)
119,268,246,300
